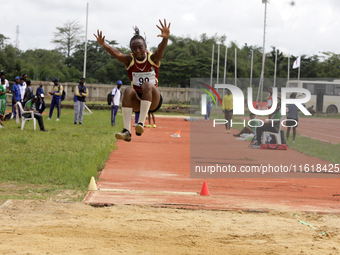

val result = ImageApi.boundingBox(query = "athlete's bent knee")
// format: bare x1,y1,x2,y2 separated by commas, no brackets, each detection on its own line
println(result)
141,82,153,92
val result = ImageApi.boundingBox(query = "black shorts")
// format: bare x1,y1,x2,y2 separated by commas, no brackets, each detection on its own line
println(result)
286,118,298,128
135,92,163,114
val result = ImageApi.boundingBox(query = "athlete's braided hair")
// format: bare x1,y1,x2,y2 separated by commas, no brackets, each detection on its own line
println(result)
130,26,147,47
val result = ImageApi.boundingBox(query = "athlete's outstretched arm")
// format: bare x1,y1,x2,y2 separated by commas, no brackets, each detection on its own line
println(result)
151,19,171,65
94,30,131,68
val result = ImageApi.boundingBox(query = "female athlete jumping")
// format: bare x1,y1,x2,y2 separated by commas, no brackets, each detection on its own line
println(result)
94,19,170,142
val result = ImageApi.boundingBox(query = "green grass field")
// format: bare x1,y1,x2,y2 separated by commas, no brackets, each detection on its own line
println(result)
0,108,122,202
1,106,339,204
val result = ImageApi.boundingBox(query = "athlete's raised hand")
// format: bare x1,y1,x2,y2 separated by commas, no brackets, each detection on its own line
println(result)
156,19,171,39
94,30,106,46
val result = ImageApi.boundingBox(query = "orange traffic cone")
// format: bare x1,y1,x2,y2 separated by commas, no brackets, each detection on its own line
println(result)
200,181,210,196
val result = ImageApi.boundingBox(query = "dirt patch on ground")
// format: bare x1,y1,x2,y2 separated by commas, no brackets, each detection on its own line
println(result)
1,200,340,254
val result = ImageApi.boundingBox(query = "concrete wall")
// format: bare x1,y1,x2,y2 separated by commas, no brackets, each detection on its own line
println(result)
29,81,191,103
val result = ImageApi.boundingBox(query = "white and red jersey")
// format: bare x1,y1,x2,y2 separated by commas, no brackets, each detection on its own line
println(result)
126,51,159,93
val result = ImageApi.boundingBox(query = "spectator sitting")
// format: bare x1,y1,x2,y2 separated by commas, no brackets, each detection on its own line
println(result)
307,105,316,116
23,96,48,132
252,102,282,148
233,113,260,137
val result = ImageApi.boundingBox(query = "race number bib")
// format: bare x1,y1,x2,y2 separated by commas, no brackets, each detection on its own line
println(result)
132,71,156,87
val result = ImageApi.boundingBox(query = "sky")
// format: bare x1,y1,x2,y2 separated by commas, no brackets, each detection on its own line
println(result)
2,0,340,58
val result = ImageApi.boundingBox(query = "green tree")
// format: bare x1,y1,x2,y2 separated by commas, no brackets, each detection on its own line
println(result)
52,20,84,58
0,34,9,50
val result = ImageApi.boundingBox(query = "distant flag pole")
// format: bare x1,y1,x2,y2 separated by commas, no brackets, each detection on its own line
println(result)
235,48,237,87
216,44,220,105
83,3,92,114
83,3,89,78
223,45,227,97
210,44,215,108
259,0,269,109
210,44,214,88
287,55,290,83
250,50,253,87
293,56,301,81
273,49,277,87
217,44,220,84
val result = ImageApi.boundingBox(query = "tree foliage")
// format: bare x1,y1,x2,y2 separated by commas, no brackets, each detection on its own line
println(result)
1,32,340,90
52,20,83,58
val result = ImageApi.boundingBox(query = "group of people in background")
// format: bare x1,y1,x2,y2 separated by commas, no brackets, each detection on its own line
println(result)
0,71,74,131
0,71,147,132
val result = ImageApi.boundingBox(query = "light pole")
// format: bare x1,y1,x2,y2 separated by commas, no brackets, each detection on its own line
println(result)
258,0,269,109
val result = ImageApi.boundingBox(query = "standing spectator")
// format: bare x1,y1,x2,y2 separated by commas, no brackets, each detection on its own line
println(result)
19,78,26,103
36,81,46,114
74,78,88,125
12,77,21,118
23,96,48,132
267,87,281,109
111,80,122,126
24,80,33,102
267,87,273,109
133,112,140,127
0,71,9,109
0,78,9,127
146,112,156,128
205,100,212,121
48,78,63,121
286,92,299,143
222,89,233,134
22,74,28,87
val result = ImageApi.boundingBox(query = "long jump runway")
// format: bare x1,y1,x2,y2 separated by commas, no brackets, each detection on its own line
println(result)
84,117,340,213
